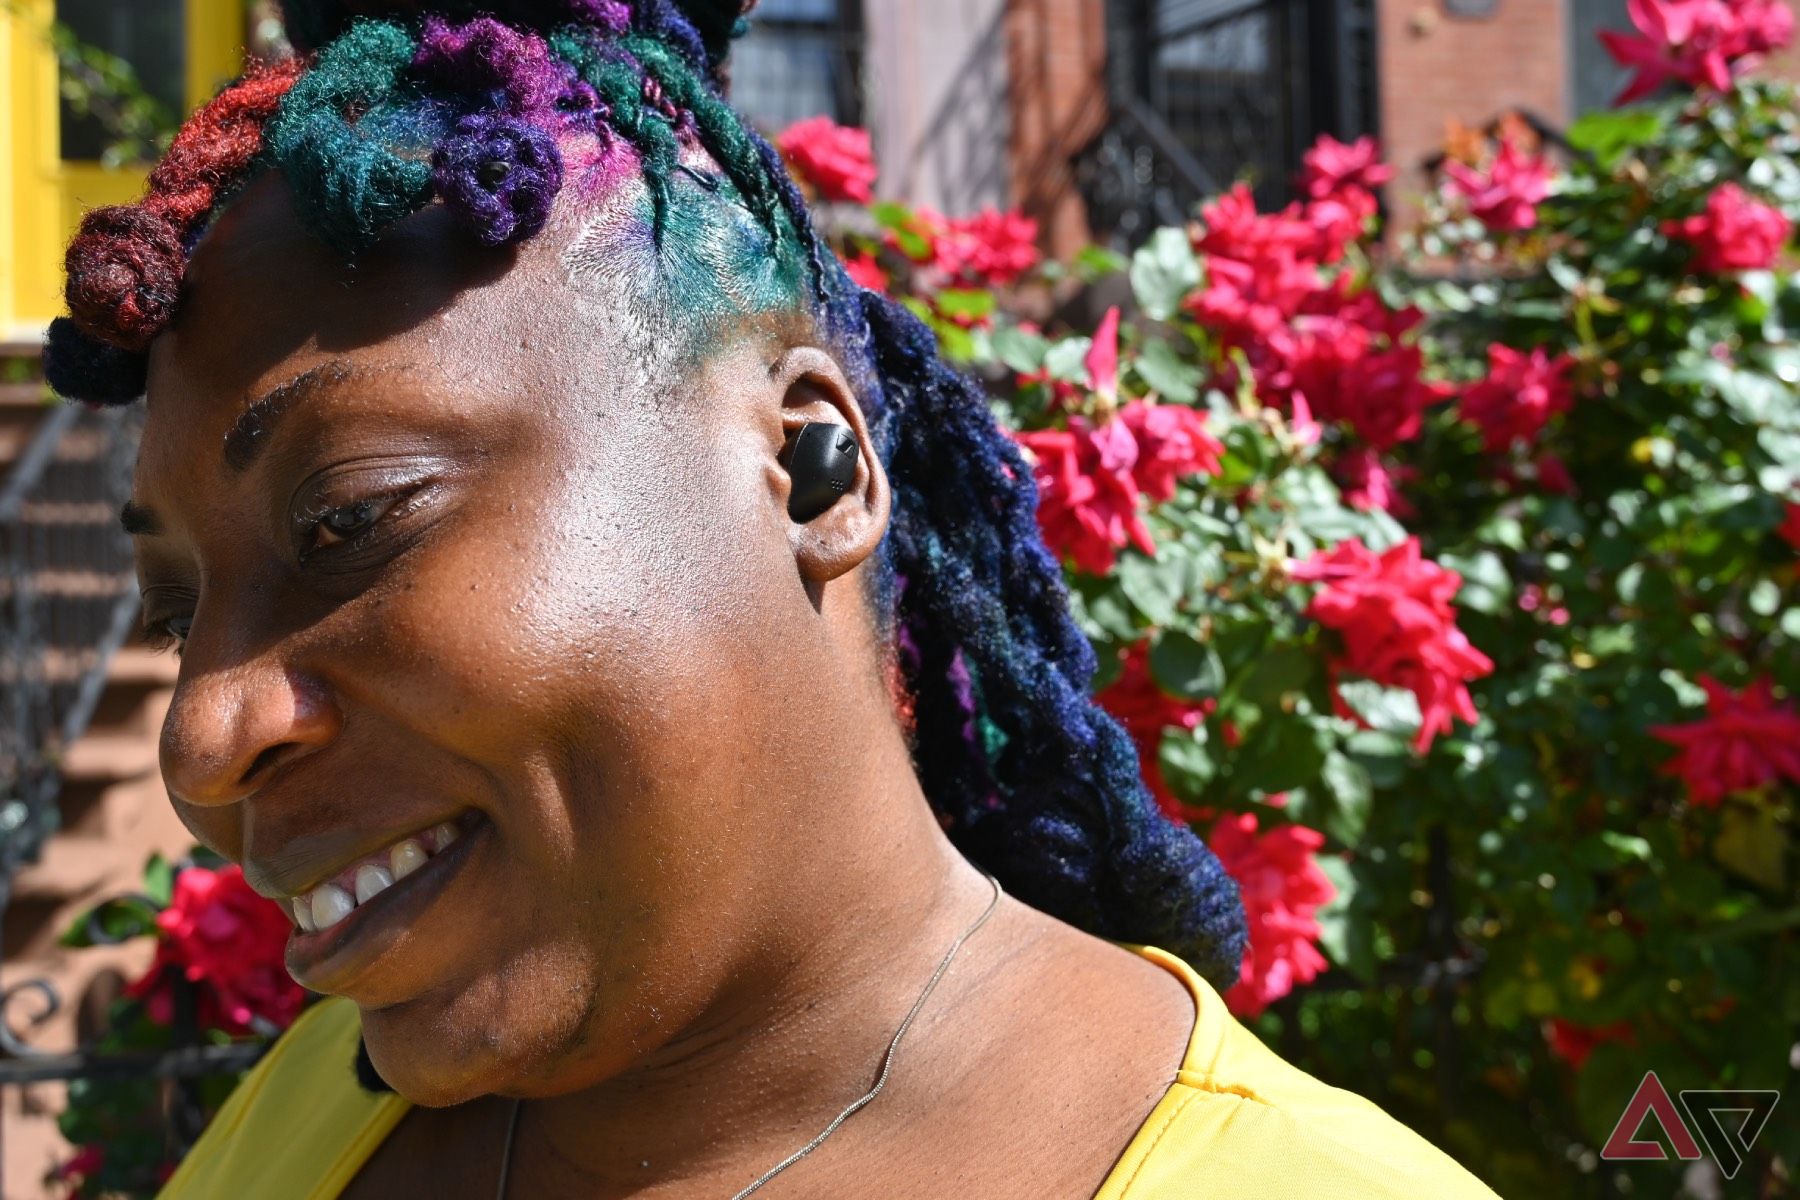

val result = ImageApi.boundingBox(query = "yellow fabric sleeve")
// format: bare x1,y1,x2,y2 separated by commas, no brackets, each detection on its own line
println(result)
155,996,410,1200
1096,944,1501,1199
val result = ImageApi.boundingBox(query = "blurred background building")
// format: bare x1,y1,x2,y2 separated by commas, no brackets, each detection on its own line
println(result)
2,0,1797,1195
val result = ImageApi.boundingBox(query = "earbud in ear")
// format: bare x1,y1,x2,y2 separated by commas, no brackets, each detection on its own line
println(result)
782,423,860,523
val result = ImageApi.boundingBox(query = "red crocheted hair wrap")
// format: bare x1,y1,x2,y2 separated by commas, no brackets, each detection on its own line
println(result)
63,58,304,351
145,57,306,230
64,206,186,352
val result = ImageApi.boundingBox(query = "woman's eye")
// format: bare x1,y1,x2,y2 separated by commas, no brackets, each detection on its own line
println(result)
144,613,193,654
306,494,403,556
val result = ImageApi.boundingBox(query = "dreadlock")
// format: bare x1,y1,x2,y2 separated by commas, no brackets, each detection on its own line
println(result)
47,0,1247,998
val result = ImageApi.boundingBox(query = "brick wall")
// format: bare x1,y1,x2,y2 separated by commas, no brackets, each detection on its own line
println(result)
1378,0,1571,226
1005,0,1109,259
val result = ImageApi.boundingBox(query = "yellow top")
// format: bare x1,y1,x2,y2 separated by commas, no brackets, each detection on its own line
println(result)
157,943,1501,1199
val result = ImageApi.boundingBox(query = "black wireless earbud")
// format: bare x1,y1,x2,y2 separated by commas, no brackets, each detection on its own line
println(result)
782,422,860,523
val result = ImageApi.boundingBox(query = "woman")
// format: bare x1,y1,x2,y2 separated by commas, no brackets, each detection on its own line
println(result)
49,3,1501,1196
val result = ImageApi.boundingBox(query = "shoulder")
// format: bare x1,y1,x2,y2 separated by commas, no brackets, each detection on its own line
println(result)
1097,944,1501,1200
158,997,411,1200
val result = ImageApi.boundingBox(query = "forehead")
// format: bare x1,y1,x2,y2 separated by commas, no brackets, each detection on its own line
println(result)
147,173,590,414
134,170,694,500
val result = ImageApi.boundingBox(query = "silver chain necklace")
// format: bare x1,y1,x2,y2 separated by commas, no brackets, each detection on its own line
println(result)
494,872,1004,1200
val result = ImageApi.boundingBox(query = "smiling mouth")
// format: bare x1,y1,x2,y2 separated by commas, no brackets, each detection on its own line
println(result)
288,810,483,933
285,809,488,986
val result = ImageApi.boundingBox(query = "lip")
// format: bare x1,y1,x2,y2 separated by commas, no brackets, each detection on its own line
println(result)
285,812,490,994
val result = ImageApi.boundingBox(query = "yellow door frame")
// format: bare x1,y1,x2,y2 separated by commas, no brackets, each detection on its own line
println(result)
2,0,245,341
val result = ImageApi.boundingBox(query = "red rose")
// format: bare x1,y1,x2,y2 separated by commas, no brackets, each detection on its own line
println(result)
1117,400,1224,502
128,863,304,1035
1208,813,1336,1017
1334,446,1414,516
1294,538,1495,753
1534,453,1577,496
1543,1018,1635,1071
1014,415,1154,576
1778,500,1800,550
1600,0,1792,105
1650,675,1800,806
1097,640,1216,822
1300,134,1394,200
1461,344,1577,452
776,116,878,204
1664,182,1791,273
1445,138,1552,233
841,250,888,292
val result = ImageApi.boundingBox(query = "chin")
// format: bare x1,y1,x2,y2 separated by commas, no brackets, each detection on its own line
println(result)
357,1000,510,1107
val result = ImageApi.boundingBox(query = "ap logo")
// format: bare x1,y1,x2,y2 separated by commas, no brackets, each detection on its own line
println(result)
1600,1071,1781,1180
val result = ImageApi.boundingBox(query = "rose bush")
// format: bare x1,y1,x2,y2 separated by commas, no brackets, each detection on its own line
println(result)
791,5,1798,1193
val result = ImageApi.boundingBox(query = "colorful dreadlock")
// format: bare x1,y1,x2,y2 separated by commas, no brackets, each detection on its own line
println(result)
48,0,1247,993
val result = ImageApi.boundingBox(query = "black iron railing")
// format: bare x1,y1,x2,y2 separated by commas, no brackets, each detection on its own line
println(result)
1,399,143,910
1081,0,1380,246
0,394,190,1174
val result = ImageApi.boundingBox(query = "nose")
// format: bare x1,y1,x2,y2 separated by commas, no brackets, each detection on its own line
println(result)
160,642,341,808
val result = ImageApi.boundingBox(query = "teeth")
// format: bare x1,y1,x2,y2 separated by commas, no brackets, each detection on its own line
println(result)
311,883,356,931
390,839,428,880
292,819,470,935
355,863,396,904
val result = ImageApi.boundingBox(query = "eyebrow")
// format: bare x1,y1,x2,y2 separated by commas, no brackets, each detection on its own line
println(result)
120,359,364,538
223,359,358,472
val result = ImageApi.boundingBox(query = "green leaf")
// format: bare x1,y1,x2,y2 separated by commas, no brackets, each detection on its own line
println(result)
1149,629,1226,700
1317,751,1374,845
1117,552,1182,626
1134,338,1204,403
1230,715,1331,797
142,853,174,907
1565,108,1666,168
1068,574,1141,642
1237,644,1317,706
1130,227,1203,321
59,896,160,949
1044,336,1093,384
1314,856,1377,979
1343,729,1412,787
1439,549,1513,616
933,288,996,321
1335,679,1423,736
1073,244,1129,281
990,324,1049,375
1210,617,1272,678
1158,725,1217,799
933,320,976,362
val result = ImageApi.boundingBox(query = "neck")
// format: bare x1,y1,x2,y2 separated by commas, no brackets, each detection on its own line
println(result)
508,747,1016,1196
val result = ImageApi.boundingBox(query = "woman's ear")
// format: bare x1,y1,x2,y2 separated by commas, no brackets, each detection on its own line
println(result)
768,346,890,587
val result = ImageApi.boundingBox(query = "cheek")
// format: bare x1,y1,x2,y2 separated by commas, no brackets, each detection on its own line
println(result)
326,422,794,892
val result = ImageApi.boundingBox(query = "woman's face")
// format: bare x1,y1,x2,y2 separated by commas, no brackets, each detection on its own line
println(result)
130,174,891,1105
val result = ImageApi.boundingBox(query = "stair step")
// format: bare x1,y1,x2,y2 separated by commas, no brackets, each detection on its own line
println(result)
10,832,150,905
57,729,160,784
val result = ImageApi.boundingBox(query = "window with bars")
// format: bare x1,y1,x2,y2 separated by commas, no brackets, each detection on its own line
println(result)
729,0,865,133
